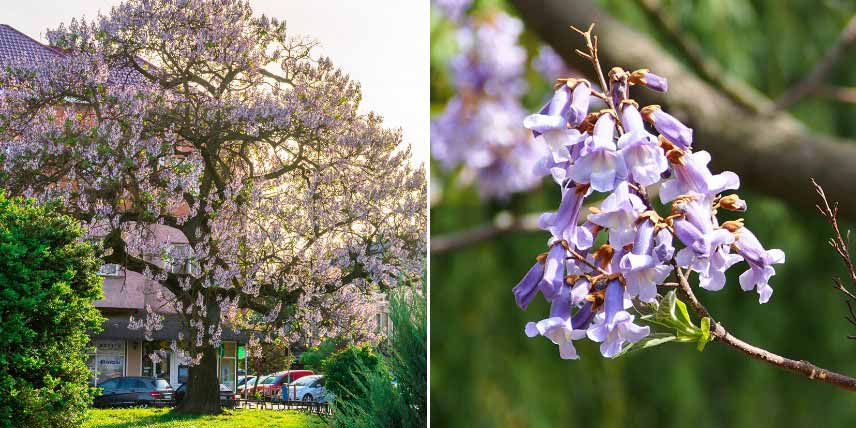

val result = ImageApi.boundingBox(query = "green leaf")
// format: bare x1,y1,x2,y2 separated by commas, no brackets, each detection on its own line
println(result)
697,317,713,351
615,333,677,357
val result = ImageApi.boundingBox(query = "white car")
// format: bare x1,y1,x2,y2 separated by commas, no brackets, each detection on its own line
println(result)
282,375,332,403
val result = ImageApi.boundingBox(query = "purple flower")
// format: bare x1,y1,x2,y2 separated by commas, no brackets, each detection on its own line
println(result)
538,183,591,248
630,69,668,92
586,279,650,357
659,150,740,203
570,113,627,192
588,181,645,247
619,217,673,302
541,243,568,300
524,86,583,162
532,45,569,82
641,105,692,150
568,80,592,126
432,0,472,22
512,260,544,310
723,221,786,303
524,277,589,359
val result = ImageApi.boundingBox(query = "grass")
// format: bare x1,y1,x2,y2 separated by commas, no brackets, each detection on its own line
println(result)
83,407,327,428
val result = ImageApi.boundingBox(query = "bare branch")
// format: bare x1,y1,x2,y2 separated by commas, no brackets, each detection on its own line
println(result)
771,15,856,112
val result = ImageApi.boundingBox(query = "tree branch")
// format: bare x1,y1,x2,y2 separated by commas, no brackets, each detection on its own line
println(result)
771,15,856,112
430,212,541,254
631,0,760,112
673,266,856,392
508,0,856,221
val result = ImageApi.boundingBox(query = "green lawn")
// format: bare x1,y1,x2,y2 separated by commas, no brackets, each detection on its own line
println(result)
83,408,326,428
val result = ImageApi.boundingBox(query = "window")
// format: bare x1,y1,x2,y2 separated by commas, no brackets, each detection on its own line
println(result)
154,379,171,390
93,340,125,384
99,378,119,391
98,263,123,277
120,378,146,390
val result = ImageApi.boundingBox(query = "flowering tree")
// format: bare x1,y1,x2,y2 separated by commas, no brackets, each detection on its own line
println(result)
0,0,425,414
511,24,856,391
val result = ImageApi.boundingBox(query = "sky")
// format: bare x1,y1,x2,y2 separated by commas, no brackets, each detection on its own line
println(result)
1,0,429,166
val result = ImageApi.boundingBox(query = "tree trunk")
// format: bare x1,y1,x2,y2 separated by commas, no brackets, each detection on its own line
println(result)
174,345,221,415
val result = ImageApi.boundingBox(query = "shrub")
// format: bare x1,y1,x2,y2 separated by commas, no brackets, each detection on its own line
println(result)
0,193,104,428
330,286,427,428
323,345,383,401
299,339,342,372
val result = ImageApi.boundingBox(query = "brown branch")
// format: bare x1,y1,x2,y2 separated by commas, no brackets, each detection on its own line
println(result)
771,15,856,112
673,265,856,392
508,0,856,222
632,0,760,113
815,85,856,104
431,212,541,254
812,178,856,338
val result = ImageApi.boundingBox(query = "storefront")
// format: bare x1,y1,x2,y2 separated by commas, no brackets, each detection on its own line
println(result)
89,313,247,391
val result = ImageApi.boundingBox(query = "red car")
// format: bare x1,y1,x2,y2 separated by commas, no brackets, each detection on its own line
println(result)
248,370,314,400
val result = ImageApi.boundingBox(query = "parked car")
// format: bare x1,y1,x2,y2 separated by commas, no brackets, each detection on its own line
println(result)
251,370,314,400
92,377,174,408
282,375,332,403
236,375,257,390
173,383,238,408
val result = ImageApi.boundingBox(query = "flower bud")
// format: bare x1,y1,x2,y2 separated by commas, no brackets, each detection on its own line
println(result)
630,69,668,92
719,194,747,212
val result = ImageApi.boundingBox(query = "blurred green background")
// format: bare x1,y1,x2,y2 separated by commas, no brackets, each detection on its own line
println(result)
430,0,856,427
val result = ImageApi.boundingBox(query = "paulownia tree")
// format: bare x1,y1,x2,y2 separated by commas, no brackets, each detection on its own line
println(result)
0,0,425,414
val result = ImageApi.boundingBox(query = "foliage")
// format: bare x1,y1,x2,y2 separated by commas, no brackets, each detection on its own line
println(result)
322,345,384,401
0,192,104,428
82,408,325,428
299,339,344,372
330,287,427,428
247,337,294,377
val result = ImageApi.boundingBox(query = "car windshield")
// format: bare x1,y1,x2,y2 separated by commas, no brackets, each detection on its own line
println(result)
291,376,318,386
259,376,275,384
154,379,171,390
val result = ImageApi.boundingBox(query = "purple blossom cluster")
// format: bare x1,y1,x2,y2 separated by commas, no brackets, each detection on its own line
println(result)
431,5,548,198
513,67,784,359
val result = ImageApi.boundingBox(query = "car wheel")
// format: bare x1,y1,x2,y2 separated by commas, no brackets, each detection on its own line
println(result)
302,394,314,402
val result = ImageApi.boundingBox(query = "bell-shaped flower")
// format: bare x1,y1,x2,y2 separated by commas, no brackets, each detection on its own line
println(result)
570,113,627,192
616,103,669,186
512,259,545,310
586,279,650,358
538,183,591,248
653,228,675,262
630,69,669,92
540,242,568,300
588,182,646,247
660,150,740,203
641,105,693,150
722,220,785,303
525,85,584,162
524,277,589,359
619,217,673,302
568,80,592,126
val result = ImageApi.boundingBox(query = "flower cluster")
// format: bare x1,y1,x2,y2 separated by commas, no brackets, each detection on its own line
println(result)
513,57,784,359
432,2,575,198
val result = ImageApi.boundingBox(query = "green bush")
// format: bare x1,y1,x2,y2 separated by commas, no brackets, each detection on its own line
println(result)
322,345,383,401
0,192,104,428
299,339,342,372
330,287,427,428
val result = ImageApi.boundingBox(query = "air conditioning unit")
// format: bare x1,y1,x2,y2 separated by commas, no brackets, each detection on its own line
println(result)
98,263,123,277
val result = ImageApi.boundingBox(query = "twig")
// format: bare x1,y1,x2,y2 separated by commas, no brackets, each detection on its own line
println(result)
632,0,761,113
814,85,856,104
771,15,856,112
673,263,856,391
812,178,856,338
430,212,541,254
571,23,618,114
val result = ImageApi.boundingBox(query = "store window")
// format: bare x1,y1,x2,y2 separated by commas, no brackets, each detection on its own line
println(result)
142,341,171,381
92,340,125,385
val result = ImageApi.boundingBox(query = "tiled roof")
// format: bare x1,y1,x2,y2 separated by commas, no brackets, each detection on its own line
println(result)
0,24,63,65
0,23,148,88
